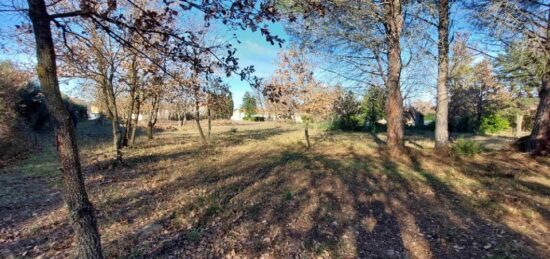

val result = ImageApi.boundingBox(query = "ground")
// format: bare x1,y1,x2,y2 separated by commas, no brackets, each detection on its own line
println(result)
0,120,549,258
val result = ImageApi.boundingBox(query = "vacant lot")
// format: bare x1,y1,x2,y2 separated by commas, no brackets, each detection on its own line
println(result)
1,121,549,258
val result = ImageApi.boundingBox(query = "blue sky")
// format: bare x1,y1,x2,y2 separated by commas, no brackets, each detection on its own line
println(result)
0,9,288,107
222,23,288,108
0,2,495,108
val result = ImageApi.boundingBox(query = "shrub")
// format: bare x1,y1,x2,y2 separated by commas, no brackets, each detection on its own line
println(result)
331,90,362,131
452,138,482,157
479,114,510,134
424,121,436,131
330,115,362,131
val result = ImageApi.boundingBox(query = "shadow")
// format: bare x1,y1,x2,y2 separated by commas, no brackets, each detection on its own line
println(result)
2,122,549,258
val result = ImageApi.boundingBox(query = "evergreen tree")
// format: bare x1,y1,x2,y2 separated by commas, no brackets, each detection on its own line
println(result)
241,92,258,119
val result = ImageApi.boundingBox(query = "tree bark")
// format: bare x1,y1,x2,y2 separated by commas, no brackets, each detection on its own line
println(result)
516,113,523,137
305,123,311,149
122,56,138,146
194,92,207,145
147,123,154,140
92,30,122,164
383,0,404,157
435,0,450,151
147,93,160,140
27,0,103,258
207,98,212,141
526,8,550,155
130,91,141,146
102,83,123,163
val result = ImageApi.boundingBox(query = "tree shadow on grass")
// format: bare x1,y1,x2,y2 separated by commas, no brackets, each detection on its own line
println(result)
97,130,548,258
4,124,548,258
403,148,547,258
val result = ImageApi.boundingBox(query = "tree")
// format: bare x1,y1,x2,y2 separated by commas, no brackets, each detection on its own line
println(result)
241,92,258,119
205,77,231,140
471,0,549,155
263,47,317,120
383,0,406,157
448,36,513,133
332,88,361,131
60,24,125,164
26,1,103,257
361,85,386,132
495,41,546,136
15,0,289,256
284,0,416,156
263,47,335,147
435,0,451,150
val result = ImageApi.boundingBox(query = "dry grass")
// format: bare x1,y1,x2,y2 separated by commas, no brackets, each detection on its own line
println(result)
1,120,549,258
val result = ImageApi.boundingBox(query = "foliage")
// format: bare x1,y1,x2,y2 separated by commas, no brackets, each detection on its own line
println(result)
448,37,513,132
330,90,362,131
241,92,258,119
263,47,335,122
207,79,234,119
360,86,386,132
452,138,482,157
0,61,34,161
479,114,510,134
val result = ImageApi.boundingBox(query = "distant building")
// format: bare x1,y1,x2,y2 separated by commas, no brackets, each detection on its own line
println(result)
231,109,245,121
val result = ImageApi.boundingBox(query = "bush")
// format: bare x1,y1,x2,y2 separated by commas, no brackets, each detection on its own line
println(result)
452,138,482,157
450,115,478,133
330,115,362,131
479,114,510,134
424,121,435,131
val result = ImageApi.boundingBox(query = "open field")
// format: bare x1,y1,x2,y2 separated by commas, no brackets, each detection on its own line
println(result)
1,121,549,258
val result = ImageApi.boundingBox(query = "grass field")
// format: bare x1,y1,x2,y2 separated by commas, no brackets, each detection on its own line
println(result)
1,120,549,258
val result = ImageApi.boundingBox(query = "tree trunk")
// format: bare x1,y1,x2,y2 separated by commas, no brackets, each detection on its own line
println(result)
93,31,122,164
435,0,450,151
147,94,160,140
305,123,311,149
516,113,523,137
195,95,207,145
105,85,123,163
526,9,550,155
130,93,141,146
383,0,404,157
122,57,138,146
528,78,550,155
147,123,154,140
207,104,212,141
27,1,103,258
